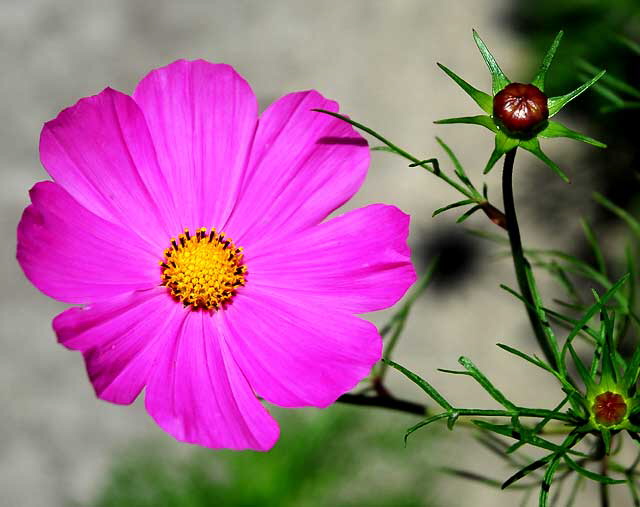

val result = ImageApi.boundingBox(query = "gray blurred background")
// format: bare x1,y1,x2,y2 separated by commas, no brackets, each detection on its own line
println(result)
2,1,636,506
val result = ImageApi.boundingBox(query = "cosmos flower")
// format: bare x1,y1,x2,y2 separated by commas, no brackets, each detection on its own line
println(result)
17,60,416,451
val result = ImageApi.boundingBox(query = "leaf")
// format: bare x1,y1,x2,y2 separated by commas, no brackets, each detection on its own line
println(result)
519,137,570,183
434,114,498,133
548,70,606,117
594,192,640,239
435,137,477,193
437,63,493,113
404,413,449,444
383,359,453,410
580,219,607,275
539,454,561,507
563,455,626,484
538,121,606,148
433,199,476,218
456,204,482,224
472,29,510,95
567,343,596,392
532,31,564,91
459,356,517,410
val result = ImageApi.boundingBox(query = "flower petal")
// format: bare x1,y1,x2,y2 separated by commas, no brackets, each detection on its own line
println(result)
248,204,416,314
145,310,279,451
17,181,159,303
40,87,179,248
224,90,369,245
222,286,382,408
53,288,179,404
133,60,258,229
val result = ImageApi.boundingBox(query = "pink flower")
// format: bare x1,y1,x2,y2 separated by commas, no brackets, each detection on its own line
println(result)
17,60,416,451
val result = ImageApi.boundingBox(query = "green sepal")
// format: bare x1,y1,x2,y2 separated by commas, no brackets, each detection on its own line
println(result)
437,63,493,113
483,131,519,175
548,70,606,117
567,343,596,392
519,137,570,183
538,120,606,149
472,29,510,95
531,30,564,91
434,115,498,133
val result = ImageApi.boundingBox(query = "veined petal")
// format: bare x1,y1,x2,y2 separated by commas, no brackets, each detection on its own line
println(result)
225,90,369,245
53,288,180,404
40,87,178,248
145,310,279,451
133,60,259,230
17,182,159,304
248,204,416,314
222,286,382,408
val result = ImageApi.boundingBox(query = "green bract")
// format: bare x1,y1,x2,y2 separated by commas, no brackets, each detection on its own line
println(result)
436,30,607,182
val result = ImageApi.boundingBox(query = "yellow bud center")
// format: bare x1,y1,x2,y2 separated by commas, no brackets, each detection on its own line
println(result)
160,228,247,310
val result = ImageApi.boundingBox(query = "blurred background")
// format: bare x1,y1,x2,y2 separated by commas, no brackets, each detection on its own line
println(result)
1,1,639,506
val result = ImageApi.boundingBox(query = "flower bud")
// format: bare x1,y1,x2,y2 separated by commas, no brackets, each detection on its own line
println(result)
492,83,549,135
592,391,627,427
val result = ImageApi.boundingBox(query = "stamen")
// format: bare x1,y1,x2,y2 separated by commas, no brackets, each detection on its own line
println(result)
159,227,247,311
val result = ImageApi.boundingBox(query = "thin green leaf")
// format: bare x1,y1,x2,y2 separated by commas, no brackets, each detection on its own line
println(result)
459,356,517,410
539,454,561,507
472,29,510,94
580,219,607,275
594,192,640,239
538,120,606,148
519,137,570,183
503,456,553,490
532,31,564,91
436,63,493,113
435,137,478,194
432,199,476,218
404,413,449,444
563,455,625,484
579,59,640,100
456,204,482,224
548,70,606,117
383,359,453,410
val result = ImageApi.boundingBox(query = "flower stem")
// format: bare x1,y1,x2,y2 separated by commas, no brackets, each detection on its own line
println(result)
502,148,559,370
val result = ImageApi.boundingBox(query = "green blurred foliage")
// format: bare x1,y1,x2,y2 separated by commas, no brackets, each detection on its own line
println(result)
512,0,640,209
90,406,440,507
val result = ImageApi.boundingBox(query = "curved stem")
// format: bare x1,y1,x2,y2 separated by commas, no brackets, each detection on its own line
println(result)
502,148,559,370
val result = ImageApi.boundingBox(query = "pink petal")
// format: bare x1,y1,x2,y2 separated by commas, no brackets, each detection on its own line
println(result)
145,310,279,451
247,204,416,314
40,87,179,248
17,181,159,303
133,60,258,230
53,288,179,404
221,286,382,408
224,90,370,246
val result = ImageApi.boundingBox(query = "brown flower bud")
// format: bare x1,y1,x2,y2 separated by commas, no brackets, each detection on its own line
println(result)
493,83,549,135
592,391,627,427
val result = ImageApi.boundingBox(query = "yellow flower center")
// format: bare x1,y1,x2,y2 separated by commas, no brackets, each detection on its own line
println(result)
160,228,247,310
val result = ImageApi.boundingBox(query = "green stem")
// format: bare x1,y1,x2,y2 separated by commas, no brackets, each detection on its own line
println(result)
502,148,559,370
